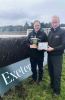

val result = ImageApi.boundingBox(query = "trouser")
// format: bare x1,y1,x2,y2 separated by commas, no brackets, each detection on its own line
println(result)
48,54,63,94
30,58,43,82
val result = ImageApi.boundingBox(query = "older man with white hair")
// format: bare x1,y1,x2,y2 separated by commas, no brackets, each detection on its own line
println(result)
47,16,65,96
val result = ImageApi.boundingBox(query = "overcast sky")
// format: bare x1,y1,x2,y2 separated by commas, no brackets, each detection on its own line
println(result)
0,0,65,26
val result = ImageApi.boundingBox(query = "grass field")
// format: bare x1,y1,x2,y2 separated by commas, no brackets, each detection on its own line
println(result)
3,54,65,100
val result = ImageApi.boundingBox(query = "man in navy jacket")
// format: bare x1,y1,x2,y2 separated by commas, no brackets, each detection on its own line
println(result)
47,16,65,95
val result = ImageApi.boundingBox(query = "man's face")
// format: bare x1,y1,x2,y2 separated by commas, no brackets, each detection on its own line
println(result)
51,17,60,29
34,22,41,32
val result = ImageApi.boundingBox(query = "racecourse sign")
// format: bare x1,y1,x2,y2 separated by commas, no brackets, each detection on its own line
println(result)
0,58,32,96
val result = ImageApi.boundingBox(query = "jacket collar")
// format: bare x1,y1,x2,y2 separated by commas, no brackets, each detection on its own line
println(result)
51,26,60,32
33,29,41,35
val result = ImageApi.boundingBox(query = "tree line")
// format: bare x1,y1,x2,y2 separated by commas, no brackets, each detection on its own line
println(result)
0,22,65,32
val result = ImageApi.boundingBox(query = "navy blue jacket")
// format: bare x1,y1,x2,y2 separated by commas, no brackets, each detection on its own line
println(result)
48,26,65,55
27,29,47,59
